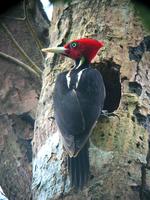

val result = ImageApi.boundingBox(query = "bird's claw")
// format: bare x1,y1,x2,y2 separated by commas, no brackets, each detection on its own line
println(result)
98,110,120,120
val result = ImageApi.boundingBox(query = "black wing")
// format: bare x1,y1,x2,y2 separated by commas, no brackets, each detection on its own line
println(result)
53,73,85,155
53,69,105,156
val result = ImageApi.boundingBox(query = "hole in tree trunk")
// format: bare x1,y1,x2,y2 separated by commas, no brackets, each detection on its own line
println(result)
93,59,121,113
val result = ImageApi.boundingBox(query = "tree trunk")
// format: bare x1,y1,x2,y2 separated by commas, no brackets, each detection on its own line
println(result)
32,0,150,199
0,1,49,199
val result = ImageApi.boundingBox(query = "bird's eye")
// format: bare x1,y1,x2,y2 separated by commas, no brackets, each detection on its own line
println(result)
71,42,78,48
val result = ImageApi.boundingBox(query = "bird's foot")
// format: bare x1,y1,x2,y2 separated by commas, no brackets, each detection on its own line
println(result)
98,110,120,121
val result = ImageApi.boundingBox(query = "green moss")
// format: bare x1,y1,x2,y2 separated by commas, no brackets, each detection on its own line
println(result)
91,110,148,156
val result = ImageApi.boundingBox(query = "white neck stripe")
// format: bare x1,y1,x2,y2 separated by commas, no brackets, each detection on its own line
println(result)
66,71,71,88
76,68,86,88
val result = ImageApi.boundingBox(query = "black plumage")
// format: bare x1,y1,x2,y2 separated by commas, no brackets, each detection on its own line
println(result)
53,63,105,189
42,38,105,189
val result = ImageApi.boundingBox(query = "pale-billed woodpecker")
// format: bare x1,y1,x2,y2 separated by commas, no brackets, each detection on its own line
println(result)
42,38,106,189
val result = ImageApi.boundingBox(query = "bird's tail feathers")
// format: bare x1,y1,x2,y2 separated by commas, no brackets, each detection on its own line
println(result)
67,141,89,190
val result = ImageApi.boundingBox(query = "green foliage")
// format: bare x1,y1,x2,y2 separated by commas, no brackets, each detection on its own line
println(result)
133,2,150,31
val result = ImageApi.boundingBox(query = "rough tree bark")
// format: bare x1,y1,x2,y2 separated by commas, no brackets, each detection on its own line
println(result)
32,0,150,199
0,1,49,199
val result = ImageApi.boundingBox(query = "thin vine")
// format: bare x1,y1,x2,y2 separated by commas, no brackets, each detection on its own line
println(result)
0,51,41,80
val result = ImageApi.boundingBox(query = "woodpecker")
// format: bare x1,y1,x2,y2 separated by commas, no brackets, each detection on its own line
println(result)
42,38,106,189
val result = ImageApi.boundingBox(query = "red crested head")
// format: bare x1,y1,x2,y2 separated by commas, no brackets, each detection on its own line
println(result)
63,38,104,62
42,38,104,63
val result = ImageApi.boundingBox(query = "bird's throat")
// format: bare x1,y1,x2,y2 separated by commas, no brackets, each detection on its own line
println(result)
75,56,89,70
